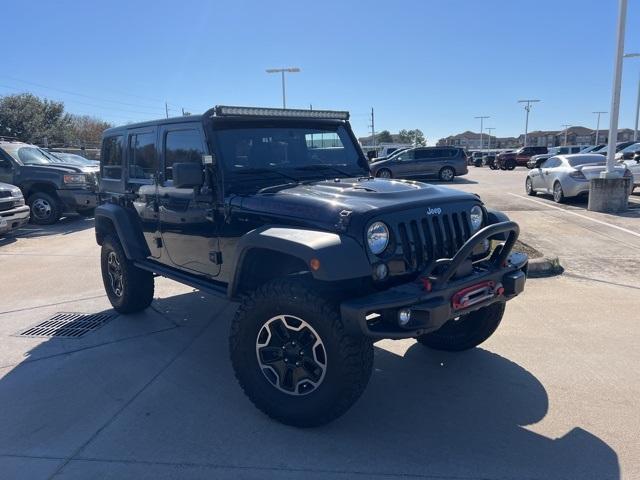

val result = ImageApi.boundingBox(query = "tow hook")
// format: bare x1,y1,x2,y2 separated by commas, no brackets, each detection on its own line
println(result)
452,281,503,310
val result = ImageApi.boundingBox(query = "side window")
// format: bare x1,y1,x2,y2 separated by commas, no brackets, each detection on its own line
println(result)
128,131,157,180
414,150,429,160
164,129,205,181
543,158,560,168
102,135,123,179
396,150,414,161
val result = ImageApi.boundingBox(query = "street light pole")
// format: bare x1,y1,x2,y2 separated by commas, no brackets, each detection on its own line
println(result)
474,116,489,150
266,67,301,108
623,54,640,141
486,127,495,150
592,111,607,145
518,99,540,147
561,124,571,146
605,0,628,175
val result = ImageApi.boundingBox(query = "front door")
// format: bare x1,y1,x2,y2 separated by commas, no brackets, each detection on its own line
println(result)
157,124,220,277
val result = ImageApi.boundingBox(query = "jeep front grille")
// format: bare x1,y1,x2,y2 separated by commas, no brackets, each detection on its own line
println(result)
395,211,472,271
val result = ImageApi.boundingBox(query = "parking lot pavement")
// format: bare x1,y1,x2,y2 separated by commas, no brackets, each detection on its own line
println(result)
0,169,638,479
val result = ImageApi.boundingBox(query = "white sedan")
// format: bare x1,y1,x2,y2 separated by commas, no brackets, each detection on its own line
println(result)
525,154,632,203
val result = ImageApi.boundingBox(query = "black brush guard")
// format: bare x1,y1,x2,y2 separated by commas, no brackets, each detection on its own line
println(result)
340,221,528,339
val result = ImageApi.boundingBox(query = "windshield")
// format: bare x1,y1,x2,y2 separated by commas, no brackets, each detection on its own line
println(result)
621,143,640,153
14,146,55,165
215,125,366,193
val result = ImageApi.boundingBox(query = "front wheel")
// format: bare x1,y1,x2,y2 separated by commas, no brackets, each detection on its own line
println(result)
506,160,516,170
439,166,455,182
416,302,505,351
28,192,62,225
100,235,154,313
376,168,392,179
525,177,536,196
230,278,373,427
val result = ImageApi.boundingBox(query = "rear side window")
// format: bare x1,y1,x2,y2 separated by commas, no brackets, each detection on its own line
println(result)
102,135,124,179
128,131,157,180
164,129,205,180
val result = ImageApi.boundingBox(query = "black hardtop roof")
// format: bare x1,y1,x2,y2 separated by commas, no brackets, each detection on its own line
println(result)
102,105,351,138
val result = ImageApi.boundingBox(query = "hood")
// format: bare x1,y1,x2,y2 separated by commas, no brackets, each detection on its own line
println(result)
23,163,92,174
232,177,479,230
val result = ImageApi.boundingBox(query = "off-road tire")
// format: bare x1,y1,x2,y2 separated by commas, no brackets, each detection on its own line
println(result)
100,235,154,313
525,177,536,196
376,168,392,179
28,191,62,225
439,166,455,182
229,278,374,427
416,301,505,352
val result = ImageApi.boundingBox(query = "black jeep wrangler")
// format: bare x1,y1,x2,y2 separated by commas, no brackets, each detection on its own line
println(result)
0,138,99,224
95,106,527,427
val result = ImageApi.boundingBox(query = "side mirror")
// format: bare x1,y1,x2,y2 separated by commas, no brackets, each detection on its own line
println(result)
535,159,545,168
173,162,203,189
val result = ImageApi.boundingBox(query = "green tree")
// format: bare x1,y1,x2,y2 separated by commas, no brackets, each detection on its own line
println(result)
376,130,393,143
0,93,72,145
397,129,426,146
67,114,112,147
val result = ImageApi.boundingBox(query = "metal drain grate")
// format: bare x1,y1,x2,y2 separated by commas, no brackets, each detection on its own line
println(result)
19,312,116,338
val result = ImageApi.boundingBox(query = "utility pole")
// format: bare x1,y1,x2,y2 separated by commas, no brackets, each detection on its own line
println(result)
518,99,540,147
592,111,607,145
266,67,301,108
474,116,489,150
623,54,640,141
485,127,495,150
165,102,169,119
369,108,376,148
561,124,571,146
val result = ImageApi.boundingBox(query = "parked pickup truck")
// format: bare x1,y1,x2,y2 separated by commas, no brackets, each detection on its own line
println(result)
0,138,99,224
0,182,30,236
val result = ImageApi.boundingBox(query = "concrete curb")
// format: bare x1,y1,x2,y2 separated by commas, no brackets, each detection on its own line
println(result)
527,256,563,278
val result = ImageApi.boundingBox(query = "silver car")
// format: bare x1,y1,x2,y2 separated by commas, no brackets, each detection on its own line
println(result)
525,154,631,203
369,146,468,182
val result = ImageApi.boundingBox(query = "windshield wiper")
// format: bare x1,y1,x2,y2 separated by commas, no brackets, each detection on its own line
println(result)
294,164,360,177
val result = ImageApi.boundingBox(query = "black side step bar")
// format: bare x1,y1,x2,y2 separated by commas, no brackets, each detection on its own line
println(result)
133,260,228,298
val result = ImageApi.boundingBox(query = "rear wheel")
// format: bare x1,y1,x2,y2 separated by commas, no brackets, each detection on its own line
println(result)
553,181,565,203
230,278,373,427
100,235,154,313
439,166,455,182
416,302,505,351
28,192,61,225
376,168,392,179
525,177,536,196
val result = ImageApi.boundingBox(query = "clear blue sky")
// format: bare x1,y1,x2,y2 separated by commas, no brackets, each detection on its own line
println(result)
2,0,639,143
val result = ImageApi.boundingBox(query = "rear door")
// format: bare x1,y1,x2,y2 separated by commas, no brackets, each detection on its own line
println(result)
157,123,220,277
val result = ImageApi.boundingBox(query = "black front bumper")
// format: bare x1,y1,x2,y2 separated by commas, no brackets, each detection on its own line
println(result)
340,221,528,339
58,189,98,213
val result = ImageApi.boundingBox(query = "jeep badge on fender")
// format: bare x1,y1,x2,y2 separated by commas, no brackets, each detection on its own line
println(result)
94,105,527,428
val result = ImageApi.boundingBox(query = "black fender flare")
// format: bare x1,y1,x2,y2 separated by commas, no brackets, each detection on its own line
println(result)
228,226,372,298
486,208,511,241
94,203,150,260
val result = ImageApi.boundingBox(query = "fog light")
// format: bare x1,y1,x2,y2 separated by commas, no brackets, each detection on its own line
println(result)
398,309,412,326
373,263,388,281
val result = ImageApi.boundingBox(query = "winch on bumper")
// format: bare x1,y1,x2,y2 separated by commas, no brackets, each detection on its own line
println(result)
341,221,527,339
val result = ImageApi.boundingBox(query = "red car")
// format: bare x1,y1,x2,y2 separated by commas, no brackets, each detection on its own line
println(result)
495,146,548,170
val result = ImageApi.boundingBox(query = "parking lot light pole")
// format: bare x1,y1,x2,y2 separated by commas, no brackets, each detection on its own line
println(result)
474,116,489,150
518,99,540,147
623,54,640,141
592,111,607,145
486,127,495,150
266,67,301,108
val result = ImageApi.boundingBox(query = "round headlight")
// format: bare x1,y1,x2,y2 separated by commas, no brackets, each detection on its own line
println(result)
470,205,484,231
367,221,389,255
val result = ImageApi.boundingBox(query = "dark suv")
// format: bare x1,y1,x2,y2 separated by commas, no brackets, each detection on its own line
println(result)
369,146,468,181
95,106,527,427
496,146,548,169
0,139,99,224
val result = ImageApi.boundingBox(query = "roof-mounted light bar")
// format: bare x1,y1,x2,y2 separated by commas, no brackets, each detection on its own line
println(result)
214,105,349,120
